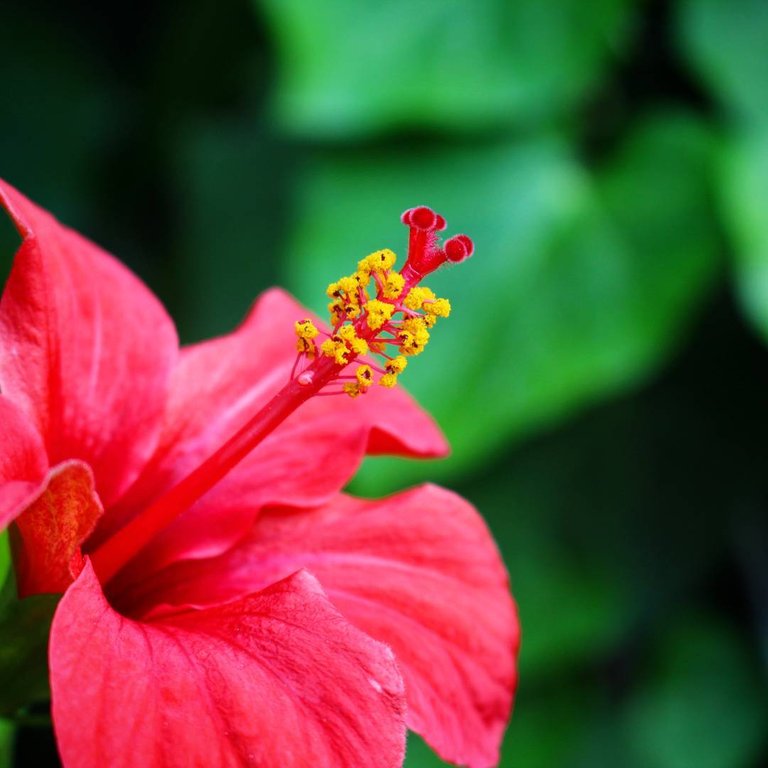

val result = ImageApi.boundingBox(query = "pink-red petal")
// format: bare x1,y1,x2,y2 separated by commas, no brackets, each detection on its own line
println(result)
0,178,178,507
94,288,447,570
121,485,518,768
12,460,103,597
0,395,48,530
50,561,406,768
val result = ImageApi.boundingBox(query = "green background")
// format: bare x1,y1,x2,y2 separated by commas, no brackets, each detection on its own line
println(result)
1,0,768,765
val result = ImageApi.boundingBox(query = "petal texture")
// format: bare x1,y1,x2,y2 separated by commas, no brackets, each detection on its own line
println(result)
0,179,178,506
50,562,406,768
12,461,103,597
0,395,48,529
96,288,447,569
126,485,518,768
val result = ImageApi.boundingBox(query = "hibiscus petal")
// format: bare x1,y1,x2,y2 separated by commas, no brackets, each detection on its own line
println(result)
0,395,48,529
12,461,103,597
50,561,406,768
95,288,447,568
122,485,519,768
0,179,178,506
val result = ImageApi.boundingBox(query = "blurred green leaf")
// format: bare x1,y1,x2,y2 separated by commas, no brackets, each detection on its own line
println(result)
678,0,768,348
0,718,12,768
0,534,9,588
678,0,768,126
285,112,719,492
404,733,446,768
470,377,733,676
625,614,768,768
0,577,56,716
499,685,599,768
569,708,645,768
403,683,601,768
256,0,635,137
0,9,121,227
720,131,768,341
171,118,292,342
466,408,631,679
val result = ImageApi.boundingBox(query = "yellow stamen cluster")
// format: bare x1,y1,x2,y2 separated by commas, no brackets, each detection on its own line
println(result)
380,356,407,388
382,271,405,300
364,299,395,331
358,249,396,275
403,287,451,327
320,338,348,365
356,364,374,387
342,382,362,398
403,286,436,311
425,298,451,318
398,318,430,355
341,365,375,398
295,319,318,339
338,325,369,354
387,356,408,374
293,246,452,397
320,325,369,365
295,319,319,356
327,276,362,324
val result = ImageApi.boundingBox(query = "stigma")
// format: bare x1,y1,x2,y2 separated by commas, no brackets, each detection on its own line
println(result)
292,206,473,397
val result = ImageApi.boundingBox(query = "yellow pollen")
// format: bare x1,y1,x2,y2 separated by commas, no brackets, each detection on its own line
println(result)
338,275,360,294
424,298,451,318
386,355,407,374
328,298,361,323
398,331,415,355
327,302,341,326
295,319,319,340
296,337,316,356
338,325,369,355
358,248,397,275
364,299,395,330
403,286,436,311
321,338,349,365
382,271,405,300
343,381,363,398
399,317,430,355
355,365,374,388
304,231,462,396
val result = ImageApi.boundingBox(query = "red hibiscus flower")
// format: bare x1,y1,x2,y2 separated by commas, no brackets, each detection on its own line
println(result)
0,179,519,768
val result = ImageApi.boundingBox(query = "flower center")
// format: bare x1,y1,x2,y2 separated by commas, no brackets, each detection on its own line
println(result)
90,206,473,584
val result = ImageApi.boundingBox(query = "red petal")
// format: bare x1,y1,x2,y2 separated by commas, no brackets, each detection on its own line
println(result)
12,461,103,597
0,179,178,506
0,395,48,529
95,288,447,569
122,485,518,768
50,562,406,768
